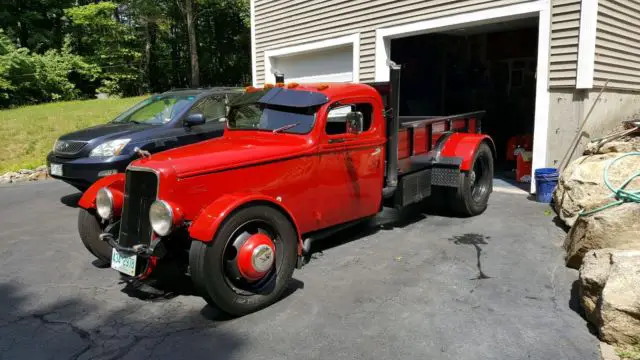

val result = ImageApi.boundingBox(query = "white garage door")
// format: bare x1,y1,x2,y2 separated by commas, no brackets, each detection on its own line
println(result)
271,45,353,83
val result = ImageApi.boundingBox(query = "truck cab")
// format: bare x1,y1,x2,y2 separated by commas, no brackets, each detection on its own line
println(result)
76,66,495,316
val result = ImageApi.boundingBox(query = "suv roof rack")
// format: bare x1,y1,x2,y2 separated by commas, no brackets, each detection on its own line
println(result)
161,86,243,94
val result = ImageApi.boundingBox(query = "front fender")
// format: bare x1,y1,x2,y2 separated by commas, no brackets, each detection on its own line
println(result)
189,193,303,252
440,133,496,171
77,173,126,209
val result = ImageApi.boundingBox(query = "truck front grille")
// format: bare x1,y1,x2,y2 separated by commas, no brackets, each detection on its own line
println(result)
119,169,158,247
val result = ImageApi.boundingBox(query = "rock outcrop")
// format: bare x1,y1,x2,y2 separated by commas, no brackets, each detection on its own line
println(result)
553,152,640,227
580,249,640,345
564,203,640,269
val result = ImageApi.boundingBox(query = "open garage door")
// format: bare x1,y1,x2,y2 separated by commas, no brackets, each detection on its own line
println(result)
270,45,354,83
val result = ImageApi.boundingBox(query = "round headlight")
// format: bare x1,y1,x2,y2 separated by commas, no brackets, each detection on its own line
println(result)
149,200,174,236
96,188,114,220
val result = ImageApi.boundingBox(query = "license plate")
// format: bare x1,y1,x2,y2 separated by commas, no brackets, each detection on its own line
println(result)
50,163,63,176
111,249,137,276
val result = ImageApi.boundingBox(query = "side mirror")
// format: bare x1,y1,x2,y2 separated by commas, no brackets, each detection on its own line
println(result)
346,111,364,134
184,113,206,127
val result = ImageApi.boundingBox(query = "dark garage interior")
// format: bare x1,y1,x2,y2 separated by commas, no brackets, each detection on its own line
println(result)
390,18,539,180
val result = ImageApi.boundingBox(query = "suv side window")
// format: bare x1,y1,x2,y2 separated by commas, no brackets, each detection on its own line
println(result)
188,95,227,123
325,103,373,135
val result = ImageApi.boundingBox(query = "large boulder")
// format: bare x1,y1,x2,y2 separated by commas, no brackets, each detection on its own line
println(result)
584,133,640,155
553,152,640,227
579,249,640,345
564,203,640,269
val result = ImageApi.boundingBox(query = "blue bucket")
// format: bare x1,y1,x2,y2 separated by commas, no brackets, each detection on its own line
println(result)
535,168,559,203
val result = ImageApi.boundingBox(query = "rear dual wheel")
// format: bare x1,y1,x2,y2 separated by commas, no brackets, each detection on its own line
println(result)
189,205,297,316
449,142,494,217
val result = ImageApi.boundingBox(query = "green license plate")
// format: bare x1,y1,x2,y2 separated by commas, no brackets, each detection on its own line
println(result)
111,249,137,277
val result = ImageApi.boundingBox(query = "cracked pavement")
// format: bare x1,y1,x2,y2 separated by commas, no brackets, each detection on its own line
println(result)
0,180,599,359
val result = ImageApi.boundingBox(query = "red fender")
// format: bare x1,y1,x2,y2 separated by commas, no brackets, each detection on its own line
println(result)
439,133,496,171
77,173,126,209
189,193,303,253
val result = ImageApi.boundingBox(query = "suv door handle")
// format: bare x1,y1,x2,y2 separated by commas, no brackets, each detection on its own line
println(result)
328,138,346,144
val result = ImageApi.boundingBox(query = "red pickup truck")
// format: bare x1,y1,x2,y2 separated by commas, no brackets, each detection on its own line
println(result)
76,64,495,316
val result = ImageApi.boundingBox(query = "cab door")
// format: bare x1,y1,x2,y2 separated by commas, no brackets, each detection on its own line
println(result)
316,98,385,228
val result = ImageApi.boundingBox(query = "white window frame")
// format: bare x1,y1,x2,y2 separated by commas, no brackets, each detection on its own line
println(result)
373,1,550,193
263,33,360,85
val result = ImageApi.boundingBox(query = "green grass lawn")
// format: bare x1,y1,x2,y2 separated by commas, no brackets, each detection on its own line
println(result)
0,96,147,174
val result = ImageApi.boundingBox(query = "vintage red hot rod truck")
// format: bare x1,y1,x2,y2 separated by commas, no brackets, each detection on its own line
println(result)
76,64,495,315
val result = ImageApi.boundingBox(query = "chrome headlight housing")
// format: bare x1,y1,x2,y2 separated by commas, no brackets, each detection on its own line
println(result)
89,139,131,157
149,200,174,236
96,187,114,220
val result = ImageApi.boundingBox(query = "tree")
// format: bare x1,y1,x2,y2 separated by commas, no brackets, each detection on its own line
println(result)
65,2,143,96
176,0,200,87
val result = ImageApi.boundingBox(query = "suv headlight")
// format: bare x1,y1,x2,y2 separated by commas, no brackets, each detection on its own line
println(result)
150,200,176,236
90,139,131,157
96,188,114,220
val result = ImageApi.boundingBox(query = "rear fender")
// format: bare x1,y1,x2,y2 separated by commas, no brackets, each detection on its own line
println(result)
77,173,126,209
439,133,496,171
189,193,303,254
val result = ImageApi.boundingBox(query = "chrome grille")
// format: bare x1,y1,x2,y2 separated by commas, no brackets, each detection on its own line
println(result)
54,140,87,155
119,169,158,247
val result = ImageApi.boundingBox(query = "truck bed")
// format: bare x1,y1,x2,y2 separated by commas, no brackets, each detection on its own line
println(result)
397,111,485,175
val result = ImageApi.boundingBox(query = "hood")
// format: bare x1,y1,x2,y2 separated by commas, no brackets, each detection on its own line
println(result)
132,133,314,178
59,122,158,142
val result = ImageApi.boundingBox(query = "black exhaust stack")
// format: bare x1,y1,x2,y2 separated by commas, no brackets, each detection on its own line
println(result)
384,61,401,193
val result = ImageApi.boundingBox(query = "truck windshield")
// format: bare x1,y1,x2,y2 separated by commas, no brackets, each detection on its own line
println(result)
111,94,198,125
227,103,316,134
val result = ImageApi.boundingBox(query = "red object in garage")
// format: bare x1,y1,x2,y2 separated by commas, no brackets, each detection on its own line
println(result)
506,134,533,160
516,151,533,183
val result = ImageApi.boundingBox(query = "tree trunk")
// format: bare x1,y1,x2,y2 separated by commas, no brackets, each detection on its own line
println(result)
142,23,152,95
184,0,200,88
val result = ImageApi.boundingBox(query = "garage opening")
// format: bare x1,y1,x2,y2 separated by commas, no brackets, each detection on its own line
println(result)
271,45,354,83
390,17,539,183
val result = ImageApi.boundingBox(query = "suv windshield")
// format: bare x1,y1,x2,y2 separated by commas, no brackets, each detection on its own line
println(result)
112,94,199,125
227,91,317,134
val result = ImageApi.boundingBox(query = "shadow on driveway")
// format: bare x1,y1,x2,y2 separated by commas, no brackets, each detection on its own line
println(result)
0,281,245,359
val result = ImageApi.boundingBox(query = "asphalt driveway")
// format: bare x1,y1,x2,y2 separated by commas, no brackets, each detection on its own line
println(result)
0,180,599,360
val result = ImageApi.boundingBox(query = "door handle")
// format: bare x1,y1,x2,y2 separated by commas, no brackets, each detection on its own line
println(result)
328,138,346,144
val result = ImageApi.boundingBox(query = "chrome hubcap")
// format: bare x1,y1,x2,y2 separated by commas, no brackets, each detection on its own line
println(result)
251,244,275,272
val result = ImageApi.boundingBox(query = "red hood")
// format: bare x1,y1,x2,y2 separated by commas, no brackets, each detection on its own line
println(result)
131,132,315,178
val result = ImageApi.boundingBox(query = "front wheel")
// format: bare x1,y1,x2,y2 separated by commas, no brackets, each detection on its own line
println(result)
78,208,112,263
189,205,298,316
449,142,494,217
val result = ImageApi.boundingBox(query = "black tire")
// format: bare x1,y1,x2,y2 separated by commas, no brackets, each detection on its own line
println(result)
78,208,112,263
449,142,493,217
189,205,297,316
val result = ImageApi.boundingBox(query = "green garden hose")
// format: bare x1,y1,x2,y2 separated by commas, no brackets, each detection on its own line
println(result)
578,152,640,216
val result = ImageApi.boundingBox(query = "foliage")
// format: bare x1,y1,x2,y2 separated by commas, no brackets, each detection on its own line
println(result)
0,0,250,108
0,31,99,107
65,2,142,96
0,96,146,173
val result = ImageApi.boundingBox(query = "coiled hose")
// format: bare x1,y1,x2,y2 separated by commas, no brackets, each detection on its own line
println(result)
578,152,640,216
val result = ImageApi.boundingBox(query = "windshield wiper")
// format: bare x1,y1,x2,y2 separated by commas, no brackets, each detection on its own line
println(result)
272,122,301,134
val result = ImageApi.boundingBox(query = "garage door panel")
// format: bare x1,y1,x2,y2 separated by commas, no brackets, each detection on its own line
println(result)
272,45,353,83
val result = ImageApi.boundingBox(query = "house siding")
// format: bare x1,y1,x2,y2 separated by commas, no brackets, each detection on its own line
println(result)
254,0,537,84
593,0,640,90
549,0,581,88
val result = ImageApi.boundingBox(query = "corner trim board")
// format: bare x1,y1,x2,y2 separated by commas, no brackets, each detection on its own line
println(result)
576,0,598,89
